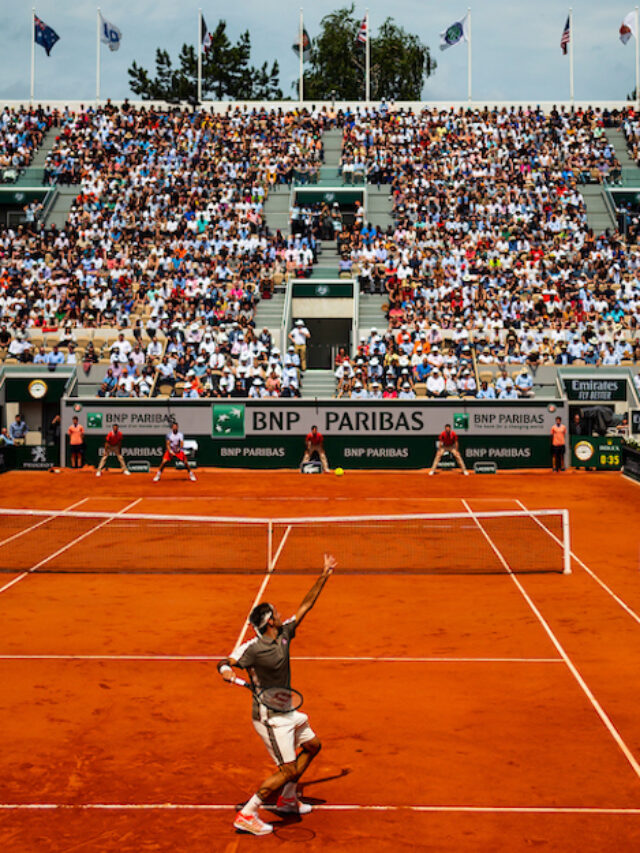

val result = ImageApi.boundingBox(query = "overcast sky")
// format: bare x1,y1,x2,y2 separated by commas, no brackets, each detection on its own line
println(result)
1,1,639,102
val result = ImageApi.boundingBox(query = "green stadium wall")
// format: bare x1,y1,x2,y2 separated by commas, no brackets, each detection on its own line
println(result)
61,399,566,470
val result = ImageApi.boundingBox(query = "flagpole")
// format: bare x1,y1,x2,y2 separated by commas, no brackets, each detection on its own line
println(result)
197,9,202,105
299,8,304,104
96,8,101,103
365,9,370,103
568,7,574,104
30,7,35,103
467,7,472,102
636,6,640,109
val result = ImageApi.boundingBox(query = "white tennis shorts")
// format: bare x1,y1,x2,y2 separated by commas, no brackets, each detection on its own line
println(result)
253,710,316,765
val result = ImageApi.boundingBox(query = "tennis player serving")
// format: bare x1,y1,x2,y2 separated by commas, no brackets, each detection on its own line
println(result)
218,553,336,837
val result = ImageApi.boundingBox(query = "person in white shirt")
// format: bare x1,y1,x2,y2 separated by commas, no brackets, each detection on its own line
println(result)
249,377,269,399
351,381,369,400
498,380,518,400
116,368,137,397
398,382,416,399
426,369,446,398
147,338,163,360
288,320,310,371
154,421,196,482
110,333,132,364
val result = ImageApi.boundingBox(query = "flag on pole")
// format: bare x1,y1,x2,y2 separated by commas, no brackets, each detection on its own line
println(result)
99,12,122,52
620,11,637,45
34,15,59,56
292,28,311,60
439,14,469,51
201,15,212,54
357,15,368,45
560,16,570,55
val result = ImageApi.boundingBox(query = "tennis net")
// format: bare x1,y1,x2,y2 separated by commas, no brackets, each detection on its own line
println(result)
0,508,570,574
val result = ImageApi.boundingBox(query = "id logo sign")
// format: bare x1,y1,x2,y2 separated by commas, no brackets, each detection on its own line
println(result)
212,404,245,438
87,412,103,429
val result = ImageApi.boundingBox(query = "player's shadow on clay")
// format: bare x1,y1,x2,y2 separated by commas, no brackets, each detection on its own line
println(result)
299,767,352,804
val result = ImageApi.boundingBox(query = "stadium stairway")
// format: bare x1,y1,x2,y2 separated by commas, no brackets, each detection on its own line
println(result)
579,184,616,234
300,369,335,399
603,127,639,171
31,127,58,169
366,186,394,230
358,293,387,336
45,184,81,229
254,290,286,350
322,129,343,169
264,185,291,235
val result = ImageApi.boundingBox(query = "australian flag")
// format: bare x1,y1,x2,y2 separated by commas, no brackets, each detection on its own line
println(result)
34,15,60,56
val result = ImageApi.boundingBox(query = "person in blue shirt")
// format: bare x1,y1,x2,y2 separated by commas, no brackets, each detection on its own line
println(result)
45,345,65,365
414,357,431,382
476,381,496,399
9,414,27,444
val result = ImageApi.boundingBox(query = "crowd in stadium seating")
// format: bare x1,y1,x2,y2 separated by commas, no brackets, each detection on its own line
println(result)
0,107,54,177
0,104,333,397
1,104,639,402
336,105,638,398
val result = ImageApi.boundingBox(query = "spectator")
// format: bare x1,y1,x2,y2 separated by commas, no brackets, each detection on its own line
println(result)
9,413,27,445
289,320,311,372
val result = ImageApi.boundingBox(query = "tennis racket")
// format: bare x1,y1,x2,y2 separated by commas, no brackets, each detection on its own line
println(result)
230,676,304,713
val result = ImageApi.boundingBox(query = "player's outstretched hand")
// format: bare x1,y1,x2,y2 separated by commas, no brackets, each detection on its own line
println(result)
323,553,337,577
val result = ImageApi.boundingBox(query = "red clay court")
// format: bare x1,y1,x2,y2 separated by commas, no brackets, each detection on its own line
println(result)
0,468,640,851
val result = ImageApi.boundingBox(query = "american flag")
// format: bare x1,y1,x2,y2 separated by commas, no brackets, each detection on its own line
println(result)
357,15,368,45
560,15,570,55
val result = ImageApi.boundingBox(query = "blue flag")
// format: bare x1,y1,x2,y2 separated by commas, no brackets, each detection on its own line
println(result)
34,15,60,56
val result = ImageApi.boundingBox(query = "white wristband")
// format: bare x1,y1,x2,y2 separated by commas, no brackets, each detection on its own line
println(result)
219,664,232,675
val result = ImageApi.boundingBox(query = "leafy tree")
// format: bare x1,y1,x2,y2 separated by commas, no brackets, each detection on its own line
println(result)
128,21,282,102
301,5,436,101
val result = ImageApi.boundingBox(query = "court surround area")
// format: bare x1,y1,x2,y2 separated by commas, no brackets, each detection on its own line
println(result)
0,468,639,851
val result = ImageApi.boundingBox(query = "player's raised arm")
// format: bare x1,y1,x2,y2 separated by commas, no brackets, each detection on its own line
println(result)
295,553,336,626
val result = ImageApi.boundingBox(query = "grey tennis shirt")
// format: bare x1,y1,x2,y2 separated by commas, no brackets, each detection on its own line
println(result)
234,618,296,720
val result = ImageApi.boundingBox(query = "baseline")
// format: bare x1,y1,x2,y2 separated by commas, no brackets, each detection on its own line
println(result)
0,803,638,815
0,654,563,663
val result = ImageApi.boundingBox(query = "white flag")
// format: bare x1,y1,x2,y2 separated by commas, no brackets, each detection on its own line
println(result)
440,14,469,51
100,12,122,52
620,11,637,45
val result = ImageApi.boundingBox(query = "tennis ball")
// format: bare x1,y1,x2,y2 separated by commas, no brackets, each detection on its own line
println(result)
335,467,344,476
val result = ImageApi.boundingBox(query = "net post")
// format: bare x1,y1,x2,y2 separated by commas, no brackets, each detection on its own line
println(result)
562,510,572,575
267,520,273,572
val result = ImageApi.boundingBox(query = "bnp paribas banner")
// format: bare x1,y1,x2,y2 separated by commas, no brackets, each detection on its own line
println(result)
212,402,565,438
66,399,565,440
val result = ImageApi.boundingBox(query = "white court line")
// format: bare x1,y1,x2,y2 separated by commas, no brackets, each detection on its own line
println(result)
231,527,290,649
0,802,639,815
461,499,640,783
516,499,640,629
0,654,563,663
0,499,141,598
0,497,89,550
0,497,91,596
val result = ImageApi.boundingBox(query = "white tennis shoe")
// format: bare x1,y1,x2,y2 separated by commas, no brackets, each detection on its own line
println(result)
124,469,131,476
233,811,273,835
153,472,161,482
275,795,312,815
189,471,197,482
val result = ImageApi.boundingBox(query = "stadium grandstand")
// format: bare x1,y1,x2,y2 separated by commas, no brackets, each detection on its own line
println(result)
0,102,638,407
